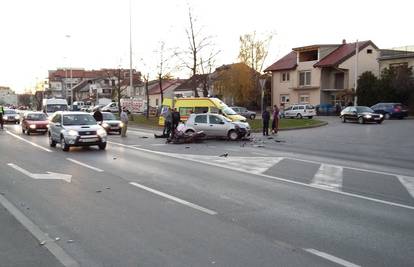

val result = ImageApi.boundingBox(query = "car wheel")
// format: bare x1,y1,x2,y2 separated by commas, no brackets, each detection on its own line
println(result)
22,128,25,134
341,116,346,123
98,142,107,150
27,130,30,136
185,129,195,135
228,130,239,141
250,114,256,120
61,137,70,152
296,113,303,119
118,130,122,135
384,113,391,120
358,117,365,124
308,116,313,119
376,120,383,124
49,134,56,147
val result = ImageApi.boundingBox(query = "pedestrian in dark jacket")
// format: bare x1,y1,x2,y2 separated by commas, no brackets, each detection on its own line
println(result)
93,108,103,123
262,108,270,136
271,104,279,134
172,108,180,131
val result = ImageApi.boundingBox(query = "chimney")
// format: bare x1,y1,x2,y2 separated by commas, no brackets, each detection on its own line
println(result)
342,39,347,44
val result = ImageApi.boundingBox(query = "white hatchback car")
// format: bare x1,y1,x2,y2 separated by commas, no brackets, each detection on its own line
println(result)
48,111,107,151
185,113,250,140
283,104,316,119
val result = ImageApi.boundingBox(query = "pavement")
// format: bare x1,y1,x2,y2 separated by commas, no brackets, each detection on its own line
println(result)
1,118,414,267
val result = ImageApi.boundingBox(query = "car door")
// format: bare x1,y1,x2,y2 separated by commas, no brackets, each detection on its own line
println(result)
208,115,227,137
283,106,292,117
347,107,357,120
50,114,62,141
193,114,210,134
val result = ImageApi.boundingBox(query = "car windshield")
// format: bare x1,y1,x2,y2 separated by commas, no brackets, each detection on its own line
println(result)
222,106,237,115
62,114,96,125
27,113,47,121
103,113,117,120
357,107,374,113
4,110,16,114
46,104,68,113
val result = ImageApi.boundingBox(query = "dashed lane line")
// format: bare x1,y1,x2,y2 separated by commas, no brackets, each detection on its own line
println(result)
305,248,361,267
6,130,52,152
130,182,217,215
311,164,343,190
66,158,104,172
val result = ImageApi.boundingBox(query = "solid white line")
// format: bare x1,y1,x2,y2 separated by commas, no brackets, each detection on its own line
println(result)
305,248,360,267
66,158,104,172
7,163,35,178
108,141,414,211
397,175,414,199
311,164,343,190
129,182,217,215
0,194,79,267
6,130,52,152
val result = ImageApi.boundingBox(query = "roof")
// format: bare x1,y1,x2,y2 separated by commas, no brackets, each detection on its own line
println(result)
148,79,184,95
292,44,340,51
314,40,377,67
379,49,414,60
174,74,209,92
264,51,297,72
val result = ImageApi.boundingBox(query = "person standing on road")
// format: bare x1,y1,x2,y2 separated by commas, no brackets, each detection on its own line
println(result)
172,108,180,132
262,108,270,136
272,104,279,134
93,107,103,124
163,107,173,136
120,107,129,137
0,105,4,130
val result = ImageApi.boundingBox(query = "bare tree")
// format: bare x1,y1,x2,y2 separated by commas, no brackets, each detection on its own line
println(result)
175,7,219,97
156,41,176,104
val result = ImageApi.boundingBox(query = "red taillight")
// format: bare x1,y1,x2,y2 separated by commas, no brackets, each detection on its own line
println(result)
394,108,400,112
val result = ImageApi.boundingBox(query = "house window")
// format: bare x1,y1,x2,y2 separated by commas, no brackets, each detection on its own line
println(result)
390,62,408,69
111,80,115,86
281,72,290,82
299,94,310,104
299,71,311,86
155,99,159,106
280,94,290,104
367,49,373,54
299,50,318,62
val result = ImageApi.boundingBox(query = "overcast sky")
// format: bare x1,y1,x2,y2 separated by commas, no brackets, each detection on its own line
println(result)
1,0,413,93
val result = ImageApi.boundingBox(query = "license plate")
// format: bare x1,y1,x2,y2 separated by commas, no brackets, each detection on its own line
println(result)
79,138,98,143
37,129,47,131
374,118,380,120
110,127,119,130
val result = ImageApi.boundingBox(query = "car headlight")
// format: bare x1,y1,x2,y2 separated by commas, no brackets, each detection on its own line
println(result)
97,128,107,137
119,122,124,128
15,115,20,119
67,130,78,136
102,122,109,128
379,114,383,118
2,116,6,120
29,124,36,129
364,115,372,118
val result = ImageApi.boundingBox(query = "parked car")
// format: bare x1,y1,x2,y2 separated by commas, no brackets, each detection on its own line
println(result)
185,113,250,141
340,106,384,124
21,112,49,135
48,111,107,151
2,109,20,124
100,112,124,134
370,103,408,119
283,104,316,119
230,106,256,120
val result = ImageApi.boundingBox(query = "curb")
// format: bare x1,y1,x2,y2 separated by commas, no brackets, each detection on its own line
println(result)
251,121,328,133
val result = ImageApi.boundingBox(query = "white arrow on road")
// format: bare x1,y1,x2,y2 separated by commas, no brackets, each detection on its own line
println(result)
7,163,72,183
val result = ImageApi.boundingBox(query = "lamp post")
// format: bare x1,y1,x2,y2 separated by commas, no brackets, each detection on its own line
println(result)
65,34,73,105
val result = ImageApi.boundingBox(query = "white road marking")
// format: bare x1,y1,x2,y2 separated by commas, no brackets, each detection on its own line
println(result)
6,130,52,152
66,158,104,172
305,248,360,267
311,164,343,190
7,163,72,183
129,182,217,215
0,194,79,267
150,144,167,146
107,141,414,211
397,175,414,199
126,129,154,137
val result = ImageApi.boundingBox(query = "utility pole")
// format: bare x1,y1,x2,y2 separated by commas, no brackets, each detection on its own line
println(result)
129,0,133,96
354,40,359,106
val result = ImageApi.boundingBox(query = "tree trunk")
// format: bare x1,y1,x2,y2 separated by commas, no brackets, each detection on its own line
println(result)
117,69,122,114
159,74,163,107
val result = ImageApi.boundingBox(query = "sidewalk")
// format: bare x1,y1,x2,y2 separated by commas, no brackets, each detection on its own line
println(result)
0,195,64,267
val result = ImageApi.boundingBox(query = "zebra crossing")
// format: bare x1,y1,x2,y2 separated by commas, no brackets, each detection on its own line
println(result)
173,153,414,207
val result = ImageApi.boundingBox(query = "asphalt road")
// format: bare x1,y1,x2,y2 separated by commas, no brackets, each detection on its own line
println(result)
1,119,414,267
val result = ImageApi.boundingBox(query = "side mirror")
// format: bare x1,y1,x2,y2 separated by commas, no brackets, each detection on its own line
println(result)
220,121,225,124
55,122,61,127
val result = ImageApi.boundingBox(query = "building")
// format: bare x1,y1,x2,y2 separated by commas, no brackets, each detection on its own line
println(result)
265,40,379,107
0,86,18,106
47,68,141,104
378,48,414,73
148,79,184,107
174,74,210,98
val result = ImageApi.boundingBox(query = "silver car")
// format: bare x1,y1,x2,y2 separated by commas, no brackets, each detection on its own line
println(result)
101,112,124,134
185,113,250,140
48,111,107,151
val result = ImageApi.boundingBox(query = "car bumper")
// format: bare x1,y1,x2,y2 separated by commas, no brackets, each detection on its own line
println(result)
65,135,107,146
28,128,48,133
364,117,384,123
237,128,251,137
103,126,121,132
